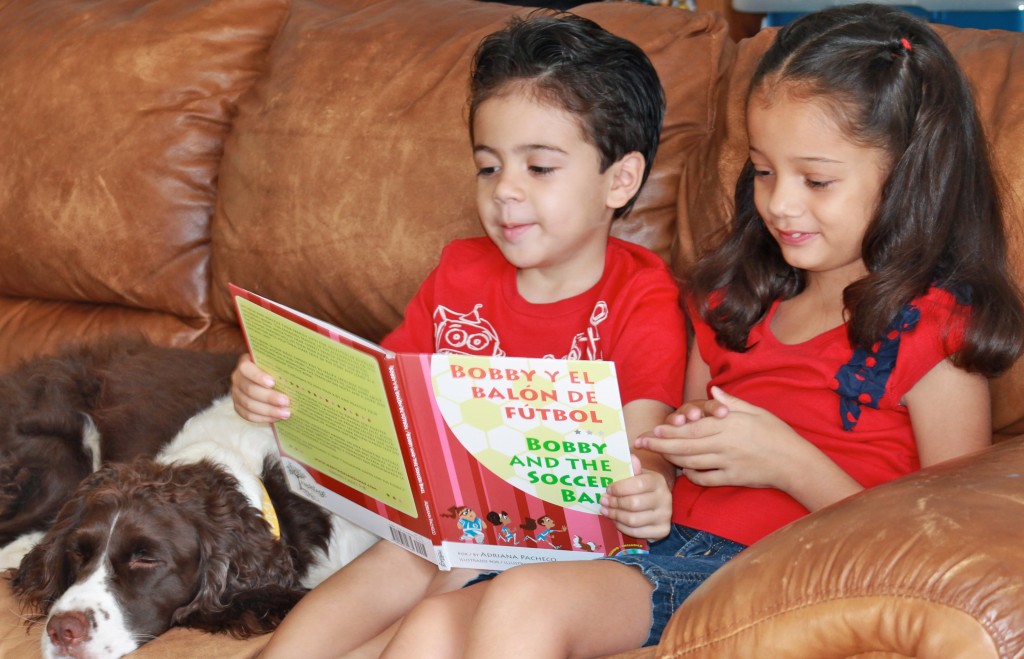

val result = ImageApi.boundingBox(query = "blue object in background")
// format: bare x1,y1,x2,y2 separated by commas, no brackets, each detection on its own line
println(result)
930,10,1024,30
762,7,1023,31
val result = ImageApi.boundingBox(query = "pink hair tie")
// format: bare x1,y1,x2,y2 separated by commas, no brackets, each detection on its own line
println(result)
901,37,913,52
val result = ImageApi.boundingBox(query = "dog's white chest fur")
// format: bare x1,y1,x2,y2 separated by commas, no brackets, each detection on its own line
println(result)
155,396,278,512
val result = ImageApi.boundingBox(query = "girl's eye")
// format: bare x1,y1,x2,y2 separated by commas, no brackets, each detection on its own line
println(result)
806,179,834,190
751,168,772,178
476,166,498,177
529,166,555,175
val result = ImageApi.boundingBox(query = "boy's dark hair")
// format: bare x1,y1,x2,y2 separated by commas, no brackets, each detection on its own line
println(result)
690,3,1024,375
468,12,665,219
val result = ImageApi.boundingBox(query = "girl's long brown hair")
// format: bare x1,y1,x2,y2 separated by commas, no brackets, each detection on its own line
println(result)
689,3,1024,376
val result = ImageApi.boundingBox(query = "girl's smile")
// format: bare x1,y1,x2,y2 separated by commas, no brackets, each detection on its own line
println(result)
775,230,818,246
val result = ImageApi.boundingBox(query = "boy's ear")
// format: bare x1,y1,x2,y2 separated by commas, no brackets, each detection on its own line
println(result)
606,151,646,211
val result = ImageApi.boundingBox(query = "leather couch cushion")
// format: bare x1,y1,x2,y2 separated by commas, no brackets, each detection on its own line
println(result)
0,0,289,323
211,0,732,342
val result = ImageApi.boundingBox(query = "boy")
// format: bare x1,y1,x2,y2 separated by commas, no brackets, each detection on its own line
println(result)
232,12,685,657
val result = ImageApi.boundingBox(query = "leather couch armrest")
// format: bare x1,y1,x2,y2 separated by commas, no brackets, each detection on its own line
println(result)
656,438,1024,657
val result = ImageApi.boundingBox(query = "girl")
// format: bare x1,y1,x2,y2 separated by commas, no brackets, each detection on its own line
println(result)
379,4,1024,657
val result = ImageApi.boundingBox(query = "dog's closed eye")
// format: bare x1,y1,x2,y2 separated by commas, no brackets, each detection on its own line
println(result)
128,550,163,570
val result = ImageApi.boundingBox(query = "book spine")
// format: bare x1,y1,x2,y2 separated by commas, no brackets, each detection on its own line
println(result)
386,356,445,564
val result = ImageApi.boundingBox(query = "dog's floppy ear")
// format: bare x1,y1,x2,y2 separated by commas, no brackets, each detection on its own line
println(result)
170,461,306,637
9,467,117,614
259,455,333,568
11,522,74,616
178,583,305,637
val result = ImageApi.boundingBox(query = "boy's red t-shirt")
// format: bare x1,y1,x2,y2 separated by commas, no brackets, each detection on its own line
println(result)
381,236,686,408
680,286,968,546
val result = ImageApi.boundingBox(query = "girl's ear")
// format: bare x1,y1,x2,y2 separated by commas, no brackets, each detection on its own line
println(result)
606,151,646,211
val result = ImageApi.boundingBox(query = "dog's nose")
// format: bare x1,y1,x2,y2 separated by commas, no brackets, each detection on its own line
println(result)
47,611,90,649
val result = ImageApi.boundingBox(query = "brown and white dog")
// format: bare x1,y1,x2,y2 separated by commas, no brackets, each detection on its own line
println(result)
0,338,240,568
12,395,377,659
0,337,377,657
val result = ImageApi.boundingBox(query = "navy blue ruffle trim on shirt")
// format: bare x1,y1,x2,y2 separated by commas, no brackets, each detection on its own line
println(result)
832,303,922,431
831,279,971,431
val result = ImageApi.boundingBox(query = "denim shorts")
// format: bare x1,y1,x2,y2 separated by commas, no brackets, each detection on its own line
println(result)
604,525,746,647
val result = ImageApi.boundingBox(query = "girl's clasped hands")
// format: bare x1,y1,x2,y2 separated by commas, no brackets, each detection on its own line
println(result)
640,386,862,511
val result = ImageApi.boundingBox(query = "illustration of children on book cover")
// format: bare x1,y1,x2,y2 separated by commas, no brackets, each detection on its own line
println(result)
442,507,606,553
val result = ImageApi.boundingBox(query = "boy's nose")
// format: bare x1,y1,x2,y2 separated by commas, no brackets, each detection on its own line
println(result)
493,170,524,203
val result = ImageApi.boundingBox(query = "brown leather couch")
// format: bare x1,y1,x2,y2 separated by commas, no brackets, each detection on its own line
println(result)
1,0,1022,656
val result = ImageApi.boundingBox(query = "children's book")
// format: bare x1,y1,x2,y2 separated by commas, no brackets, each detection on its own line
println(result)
231,284,648,571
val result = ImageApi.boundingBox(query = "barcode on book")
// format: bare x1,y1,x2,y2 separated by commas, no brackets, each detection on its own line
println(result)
389,526,429,558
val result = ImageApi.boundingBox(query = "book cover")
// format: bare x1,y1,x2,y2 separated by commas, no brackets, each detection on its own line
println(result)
231,284,648,571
